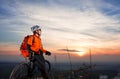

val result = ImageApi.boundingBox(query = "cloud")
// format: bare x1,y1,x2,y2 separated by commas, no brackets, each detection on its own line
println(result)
93,0,120,18
58,49,80,52
0,0,120,49
1,0,120,63
102,26,120,34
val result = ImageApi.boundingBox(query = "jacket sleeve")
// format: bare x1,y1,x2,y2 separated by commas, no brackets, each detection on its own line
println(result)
40,47,47,53
39,39,47,53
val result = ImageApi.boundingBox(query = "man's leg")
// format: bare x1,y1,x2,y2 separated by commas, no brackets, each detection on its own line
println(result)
34,54,51,79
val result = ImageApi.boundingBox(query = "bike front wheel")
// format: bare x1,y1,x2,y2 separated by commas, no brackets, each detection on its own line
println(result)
45,60,51,73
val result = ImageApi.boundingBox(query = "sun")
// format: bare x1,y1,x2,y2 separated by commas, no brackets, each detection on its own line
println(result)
76,51,85,56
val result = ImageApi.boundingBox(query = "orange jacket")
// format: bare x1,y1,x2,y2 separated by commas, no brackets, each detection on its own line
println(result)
27,35,46,54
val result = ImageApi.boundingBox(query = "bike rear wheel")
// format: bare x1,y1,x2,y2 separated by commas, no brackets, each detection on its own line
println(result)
9,62,38,79
9,60,51,79
9,63,29,79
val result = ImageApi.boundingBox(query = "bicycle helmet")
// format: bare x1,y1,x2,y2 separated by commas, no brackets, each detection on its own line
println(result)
31,25,41,32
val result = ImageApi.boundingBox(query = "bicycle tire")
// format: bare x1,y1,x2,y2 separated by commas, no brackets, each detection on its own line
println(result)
9,60,51,79
9,63,29,79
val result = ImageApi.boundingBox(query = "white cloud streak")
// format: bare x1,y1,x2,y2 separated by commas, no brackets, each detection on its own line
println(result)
0,0,120,49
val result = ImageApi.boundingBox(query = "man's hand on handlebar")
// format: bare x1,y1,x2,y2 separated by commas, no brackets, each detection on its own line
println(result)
45,51,51,56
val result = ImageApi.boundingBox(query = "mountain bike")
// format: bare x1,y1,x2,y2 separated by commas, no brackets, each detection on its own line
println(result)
9,55,51,79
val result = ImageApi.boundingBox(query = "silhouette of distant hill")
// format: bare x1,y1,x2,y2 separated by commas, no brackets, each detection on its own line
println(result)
0,61,120,79
0,62,19,79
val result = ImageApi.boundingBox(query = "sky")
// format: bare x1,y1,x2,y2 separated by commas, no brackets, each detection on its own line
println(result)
0,0,120,63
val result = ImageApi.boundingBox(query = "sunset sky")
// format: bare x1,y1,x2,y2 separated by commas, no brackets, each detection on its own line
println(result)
0,0,120,63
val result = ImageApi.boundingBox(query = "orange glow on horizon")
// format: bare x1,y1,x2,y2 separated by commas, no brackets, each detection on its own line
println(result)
75,51,85,56
73,48,87,57
0,44,120,56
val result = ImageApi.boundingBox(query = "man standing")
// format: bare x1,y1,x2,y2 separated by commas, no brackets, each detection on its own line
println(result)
27,25,51,79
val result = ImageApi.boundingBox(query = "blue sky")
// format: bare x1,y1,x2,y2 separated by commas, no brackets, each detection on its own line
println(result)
0,0,120,62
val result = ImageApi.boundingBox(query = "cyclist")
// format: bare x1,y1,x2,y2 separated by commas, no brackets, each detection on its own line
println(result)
27,25,51,79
